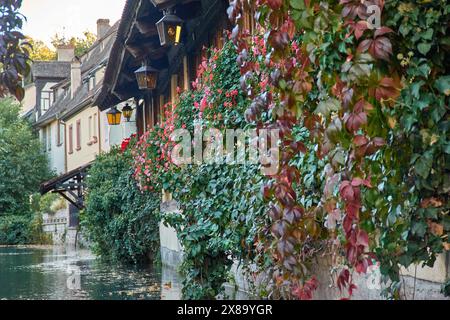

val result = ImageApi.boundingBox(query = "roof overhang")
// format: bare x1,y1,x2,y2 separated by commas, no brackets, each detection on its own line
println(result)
95,0,227,111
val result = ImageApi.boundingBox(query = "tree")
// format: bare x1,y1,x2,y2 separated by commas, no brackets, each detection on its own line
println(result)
26,37,56,61
0,98,52,216
51,31,97,57
0,0,31,101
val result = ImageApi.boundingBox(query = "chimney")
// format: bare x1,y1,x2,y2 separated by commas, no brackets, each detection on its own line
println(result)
57,45,75,62
97,19,111,39
71,57,81,99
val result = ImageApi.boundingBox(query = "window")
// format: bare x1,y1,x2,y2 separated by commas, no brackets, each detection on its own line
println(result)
87,114,98,145
57,121,64,146
88,116,92,145
68,125,73,154
47,126,52,151
42,128,47,152
76,120,81,151
41,90,54,112
93,113,98,143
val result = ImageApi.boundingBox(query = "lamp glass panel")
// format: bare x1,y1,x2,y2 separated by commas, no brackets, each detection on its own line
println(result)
147,73,157,90
115,112,122,125
156,21,165,46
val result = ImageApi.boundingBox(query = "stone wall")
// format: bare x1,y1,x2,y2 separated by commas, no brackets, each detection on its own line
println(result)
42,209,68,245
42,207,88,247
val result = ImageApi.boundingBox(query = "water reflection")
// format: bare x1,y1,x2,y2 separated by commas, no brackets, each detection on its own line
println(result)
0,246,177,300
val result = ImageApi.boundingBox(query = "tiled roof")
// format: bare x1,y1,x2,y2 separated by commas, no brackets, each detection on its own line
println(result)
31,61,71,79
34,21,120,127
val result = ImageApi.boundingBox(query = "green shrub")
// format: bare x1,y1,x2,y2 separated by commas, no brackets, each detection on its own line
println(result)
0,215,31,245
0,99,52,245
82,143,160,264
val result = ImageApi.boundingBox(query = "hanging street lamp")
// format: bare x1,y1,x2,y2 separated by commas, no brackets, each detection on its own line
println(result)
156,9,183,46
134,62,159,90
122,103,134,122
106,106,122,126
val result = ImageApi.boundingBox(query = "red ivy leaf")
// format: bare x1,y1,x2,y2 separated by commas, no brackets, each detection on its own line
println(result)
374,26,393,37
348,283,357,296
344,111,367,132
353,135,369,147
351,177,372,188
337,269,350,291
354,99,373,112
266,0,282,10
357,39,372,53
354,21,369,40
356,229,369,248
357,28,393,61
374,77,400,101
340,181,355,202
369,36,392,61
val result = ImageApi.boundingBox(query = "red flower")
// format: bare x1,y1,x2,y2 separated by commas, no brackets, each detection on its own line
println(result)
121,138,131,152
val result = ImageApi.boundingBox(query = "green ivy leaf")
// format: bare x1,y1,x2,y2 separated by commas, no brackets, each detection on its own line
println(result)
417,42,432,55
434,76,450,96
414,152,433,179
314,98,341,117
411,221,427,237
290,0,304,10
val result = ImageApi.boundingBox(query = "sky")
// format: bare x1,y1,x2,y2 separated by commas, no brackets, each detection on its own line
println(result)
21,0,125,47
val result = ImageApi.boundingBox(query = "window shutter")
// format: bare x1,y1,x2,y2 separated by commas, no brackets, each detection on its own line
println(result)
68,125,73,154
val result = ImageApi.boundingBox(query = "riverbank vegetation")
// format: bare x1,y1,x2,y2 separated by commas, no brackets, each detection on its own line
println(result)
81,139,160,264
0,99,52,245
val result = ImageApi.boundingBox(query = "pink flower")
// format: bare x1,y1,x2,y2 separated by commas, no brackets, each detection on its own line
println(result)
200,96,207,112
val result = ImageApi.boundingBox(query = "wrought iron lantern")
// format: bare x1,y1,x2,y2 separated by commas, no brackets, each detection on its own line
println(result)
156,9,183,46
106,106,122,126
122,103,134,122
134,63,159,90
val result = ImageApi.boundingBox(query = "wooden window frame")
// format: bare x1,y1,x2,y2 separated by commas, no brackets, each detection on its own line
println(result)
56,121,64,147
93,113,98,144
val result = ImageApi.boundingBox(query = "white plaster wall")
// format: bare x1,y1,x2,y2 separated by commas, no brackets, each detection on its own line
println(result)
100,101,137,153
40,121,66,175
21,84,36,116
48,121,66,175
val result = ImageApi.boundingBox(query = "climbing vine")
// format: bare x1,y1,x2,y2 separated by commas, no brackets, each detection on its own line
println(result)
134,42,269,299
228,0,449,299
131,0,448,300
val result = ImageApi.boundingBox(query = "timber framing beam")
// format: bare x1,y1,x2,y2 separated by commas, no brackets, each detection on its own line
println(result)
40,163,91,210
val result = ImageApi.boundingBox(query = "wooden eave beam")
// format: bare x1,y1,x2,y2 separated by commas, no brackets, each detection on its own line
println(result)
150,0,199,10
136,18,159,37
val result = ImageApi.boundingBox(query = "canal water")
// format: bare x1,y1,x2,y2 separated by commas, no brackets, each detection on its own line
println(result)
0,246,182,300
